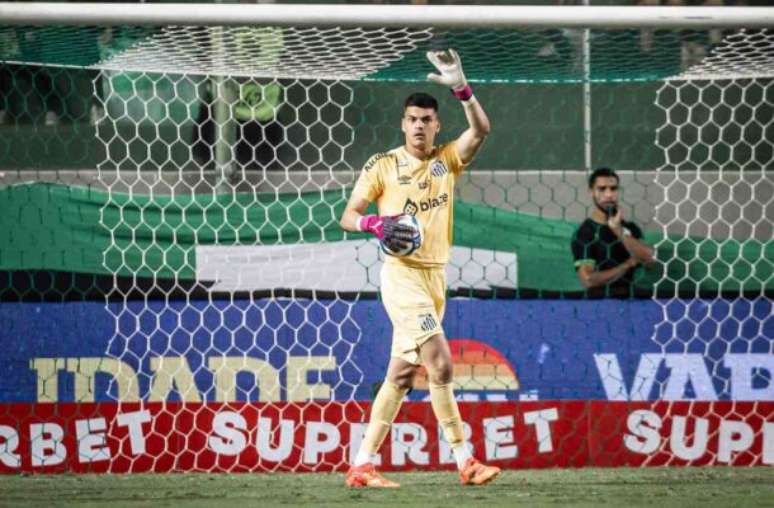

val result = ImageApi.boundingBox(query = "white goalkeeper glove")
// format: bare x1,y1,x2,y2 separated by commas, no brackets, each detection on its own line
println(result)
426,49,471,99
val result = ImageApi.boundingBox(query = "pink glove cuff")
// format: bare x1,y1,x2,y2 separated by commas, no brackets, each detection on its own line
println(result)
451,84,473,101
357,214,384,239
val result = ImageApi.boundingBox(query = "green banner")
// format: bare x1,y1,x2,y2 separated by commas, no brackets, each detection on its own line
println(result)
1,183,771,294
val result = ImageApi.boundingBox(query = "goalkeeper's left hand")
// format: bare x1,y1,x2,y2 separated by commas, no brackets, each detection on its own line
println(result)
426,49,468,91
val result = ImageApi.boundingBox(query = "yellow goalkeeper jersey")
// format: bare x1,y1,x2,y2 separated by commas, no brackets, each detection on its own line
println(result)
352,142,466,268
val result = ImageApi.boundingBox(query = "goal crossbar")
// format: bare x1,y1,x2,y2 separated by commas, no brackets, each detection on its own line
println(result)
1,3,773,29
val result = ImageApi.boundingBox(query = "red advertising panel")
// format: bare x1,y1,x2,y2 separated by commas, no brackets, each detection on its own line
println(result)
1,401,772,473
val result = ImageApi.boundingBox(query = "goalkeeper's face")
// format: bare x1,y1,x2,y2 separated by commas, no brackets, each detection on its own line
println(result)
402,106,440,152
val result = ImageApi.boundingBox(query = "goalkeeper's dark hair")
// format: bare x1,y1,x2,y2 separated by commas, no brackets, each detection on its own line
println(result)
404,92,438,112
588,167,619,188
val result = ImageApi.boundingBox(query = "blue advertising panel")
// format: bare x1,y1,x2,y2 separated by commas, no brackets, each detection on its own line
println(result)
1,298,772,403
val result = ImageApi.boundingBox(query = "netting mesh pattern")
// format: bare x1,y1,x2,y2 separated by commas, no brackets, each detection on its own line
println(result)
0,25,154,68
98,26,435,80
654,78,773,295
673,28,774,80
0,12,773,474
1,24,756,83
94,73,357,174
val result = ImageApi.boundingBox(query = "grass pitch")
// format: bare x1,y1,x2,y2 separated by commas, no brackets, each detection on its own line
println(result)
1,467,772,508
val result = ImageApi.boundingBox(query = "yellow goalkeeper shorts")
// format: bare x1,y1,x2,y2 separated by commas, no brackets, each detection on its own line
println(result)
380,261,446,365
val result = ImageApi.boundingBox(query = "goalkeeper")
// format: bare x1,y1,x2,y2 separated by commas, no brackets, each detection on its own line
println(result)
339,49,499,487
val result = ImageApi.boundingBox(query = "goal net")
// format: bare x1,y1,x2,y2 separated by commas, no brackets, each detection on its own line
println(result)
0,5,772,472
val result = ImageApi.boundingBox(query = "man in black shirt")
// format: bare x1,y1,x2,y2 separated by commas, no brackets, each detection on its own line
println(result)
571,167,655,294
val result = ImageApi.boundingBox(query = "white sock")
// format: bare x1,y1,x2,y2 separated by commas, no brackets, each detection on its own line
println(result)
354,448,374,467
452,445,472,470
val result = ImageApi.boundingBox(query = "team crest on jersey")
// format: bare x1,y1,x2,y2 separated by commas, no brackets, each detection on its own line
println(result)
430,160,448,177
418,313,438,332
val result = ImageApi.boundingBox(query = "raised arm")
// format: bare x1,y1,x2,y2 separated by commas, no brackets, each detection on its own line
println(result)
427,49,491,164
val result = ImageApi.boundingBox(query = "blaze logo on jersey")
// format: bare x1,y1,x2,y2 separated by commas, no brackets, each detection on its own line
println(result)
403,193,449,216
403,198,419,216
418,313,438,332
430,160,448,177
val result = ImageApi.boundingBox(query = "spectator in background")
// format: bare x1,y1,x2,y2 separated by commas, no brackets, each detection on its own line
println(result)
233,80,285,170
192,78,285,173
0,29,19,125
571,167,655,296
0,66,11,126
639,0,731,72
679,0,728,69
192,25,286,175
637,0,661,54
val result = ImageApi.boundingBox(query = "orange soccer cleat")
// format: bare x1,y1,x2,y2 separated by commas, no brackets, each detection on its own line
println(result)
345,463,400,488
459,458,501,486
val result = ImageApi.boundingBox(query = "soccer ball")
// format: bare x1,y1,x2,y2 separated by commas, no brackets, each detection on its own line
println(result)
380,214,422,257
